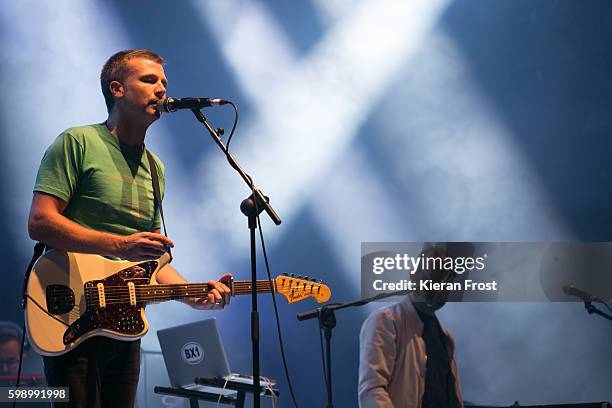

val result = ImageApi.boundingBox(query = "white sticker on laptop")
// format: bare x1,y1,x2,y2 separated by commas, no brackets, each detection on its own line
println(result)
181,342,204,365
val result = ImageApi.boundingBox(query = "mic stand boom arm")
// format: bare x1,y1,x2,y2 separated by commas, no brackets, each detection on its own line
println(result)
584,301,612,322
191,108,281,225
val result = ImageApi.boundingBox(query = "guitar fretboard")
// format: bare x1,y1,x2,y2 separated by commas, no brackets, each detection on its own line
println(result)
87,280,277,305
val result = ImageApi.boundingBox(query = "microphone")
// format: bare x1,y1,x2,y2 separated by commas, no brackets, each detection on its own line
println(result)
562,285,601,302
156,97,228,113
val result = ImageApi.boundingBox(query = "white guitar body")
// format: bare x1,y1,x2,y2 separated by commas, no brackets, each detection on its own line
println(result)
25,250,171,356
25,250,331,357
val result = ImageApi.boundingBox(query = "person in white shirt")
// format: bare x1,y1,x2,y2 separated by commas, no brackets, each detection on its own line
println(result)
359,243,472,408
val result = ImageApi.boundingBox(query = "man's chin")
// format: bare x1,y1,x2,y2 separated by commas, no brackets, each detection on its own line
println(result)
145,103,161,116
144,107,161,123
412,295,447,314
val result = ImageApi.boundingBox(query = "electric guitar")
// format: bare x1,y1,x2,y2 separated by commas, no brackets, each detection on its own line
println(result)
25,250,331,356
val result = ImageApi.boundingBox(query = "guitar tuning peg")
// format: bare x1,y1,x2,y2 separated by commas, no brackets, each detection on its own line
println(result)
304,275,310,280
311,277,316,282
298,275,302,279
283,272,288,276
290,273,294,277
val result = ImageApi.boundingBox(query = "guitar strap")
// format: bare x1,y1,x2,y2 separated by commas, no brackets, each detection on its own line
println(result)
22,242,46,310
146,150,172,260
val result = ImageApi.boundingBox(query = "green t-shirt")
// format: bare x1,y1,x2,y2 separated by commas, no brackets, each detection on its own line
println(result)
34,123,165,236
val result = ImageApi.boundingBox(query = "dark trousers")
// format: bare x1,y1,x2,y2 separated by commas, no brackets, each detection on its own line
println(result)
43,337,141,408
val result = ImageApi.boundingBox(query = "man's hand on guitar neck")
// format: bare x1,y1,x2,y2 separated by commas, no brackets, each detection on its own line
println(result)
156,265,232,310
183,273,233,310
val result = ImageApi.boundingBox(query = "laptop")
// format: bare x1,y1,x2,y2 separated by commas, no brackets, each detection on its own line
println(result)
157,318,275,391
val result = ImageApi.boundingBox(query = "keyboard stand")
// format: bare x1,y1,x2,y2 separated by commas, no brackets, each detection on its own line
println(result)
154,385,239,408
154,377,280,408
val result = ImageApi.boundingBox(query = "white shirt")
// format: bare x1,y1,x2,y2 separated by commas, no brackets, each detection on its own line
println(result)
358,298,463,408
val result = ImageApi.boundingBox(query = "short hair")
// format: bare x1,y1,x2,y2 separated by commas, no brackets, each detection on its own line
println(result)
100,49,165,113
0,321,22,344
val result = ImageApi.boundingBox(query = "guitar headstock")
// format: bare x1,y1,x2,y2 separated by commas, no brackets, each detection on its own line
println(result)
275,274,331,304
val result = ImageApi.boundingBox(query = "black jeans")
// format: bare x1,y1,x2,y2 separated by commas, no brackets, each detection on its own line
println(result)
43,337,140,408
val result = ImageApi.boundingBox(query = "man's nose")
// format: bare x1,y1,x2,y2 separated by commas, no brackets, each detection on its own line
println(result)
154,83,166,97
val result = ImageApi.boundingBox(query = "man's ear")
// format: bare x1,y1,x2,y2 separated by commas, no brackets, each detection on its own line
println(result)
109,80,124,98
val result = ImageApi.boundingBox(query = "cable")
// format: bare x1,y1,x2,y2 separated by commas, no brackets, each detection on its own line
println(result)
27,295,70,327
200,98,296,405
224,102,239,153
13,319,28,408
216,378,230,408
262,375,277,408
253,197,300,408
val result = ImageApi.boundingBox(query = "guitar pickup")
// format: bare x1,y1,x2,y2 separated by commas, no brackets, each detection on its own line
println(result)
128,282,137,306
97,283,106,309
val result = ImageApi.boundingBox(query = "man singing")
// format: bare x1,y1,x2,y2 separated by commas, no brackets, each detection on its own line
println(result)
28,49,231,407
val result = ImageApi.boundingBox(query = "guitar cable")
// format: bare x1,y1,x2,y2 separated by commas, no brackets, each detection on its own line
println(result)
26,295,70,327
12,320,28,408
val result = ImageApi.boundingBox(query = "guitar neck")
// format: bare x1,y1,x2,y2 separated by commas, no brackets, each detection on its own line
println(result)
137,280,276,304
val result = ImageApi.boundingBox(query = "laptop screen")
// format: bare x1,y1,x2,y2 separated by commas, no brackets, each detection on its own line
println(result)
157,318,231,388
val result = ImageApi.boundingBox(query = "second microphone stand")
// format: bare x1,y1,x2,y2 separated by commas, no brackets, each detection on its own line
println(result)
297,290,411,408
191,108,281,408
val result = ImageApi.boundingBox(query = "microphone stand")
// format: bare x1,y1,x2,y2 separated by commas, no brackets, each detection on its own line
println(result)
191,108,281,408
297,290,411,408
583,301,612,322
